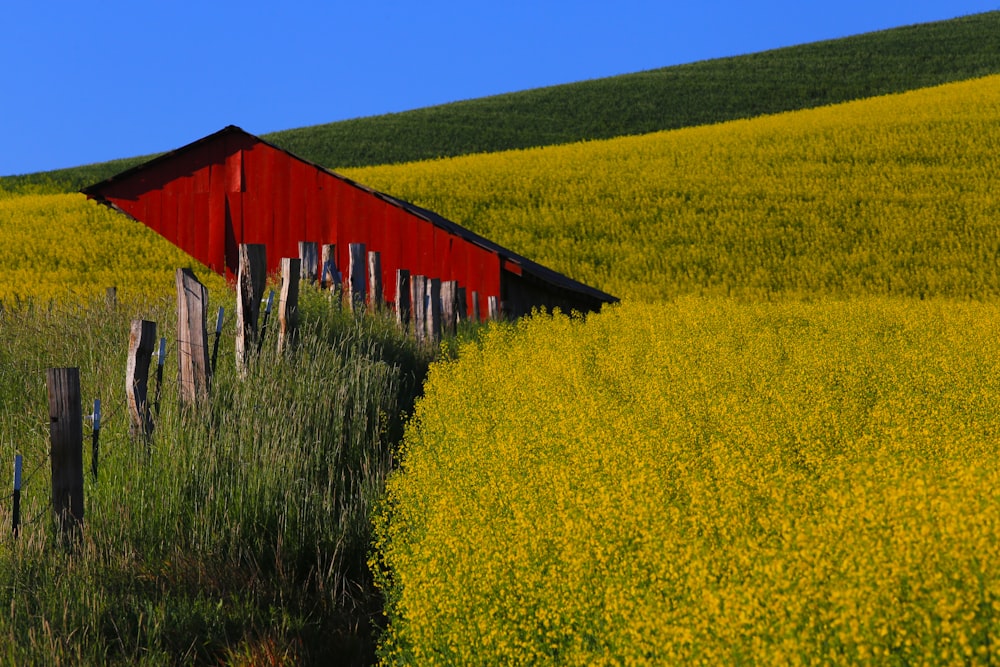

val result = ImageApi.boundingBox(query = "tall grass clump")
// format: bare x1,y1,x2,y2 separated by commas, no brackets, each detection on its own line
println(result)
0,285,432,664
376,299,1000,665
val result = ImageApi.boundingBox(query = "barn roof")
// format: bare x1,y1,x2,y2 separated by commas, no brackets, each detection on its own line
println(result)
82,125,617,308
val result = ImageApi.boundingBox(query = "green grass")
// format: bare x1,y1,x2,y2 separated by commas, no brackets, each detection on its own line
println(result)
4,11,999,193
0,285,438,664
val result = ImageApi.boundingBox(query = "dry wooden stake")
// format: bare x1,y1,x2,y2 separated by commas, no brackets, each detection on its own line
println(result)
278,258,300,354
210,306,224,374
12,454,21,538
47,367,84,542
410,275,427,343
126,319,157,439
153,337,166,417
426,278,442,344
321,243,340,291
441,280,458,337
257,290,275,356
90,399,101,480
488,295,500,321
299,241,319,284
176,268,211,406
236,244,267,373
472,291,481,323
348,243,367,312
368,251,383,310
395,269,411,332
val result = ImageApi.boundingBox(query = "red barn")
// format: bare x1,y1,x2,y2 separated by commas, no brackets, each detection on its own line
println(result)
81,125,616,318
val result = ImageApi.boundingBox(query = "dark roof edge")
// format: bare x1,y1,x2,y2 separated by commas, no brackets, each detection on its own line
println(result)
81,125,618,305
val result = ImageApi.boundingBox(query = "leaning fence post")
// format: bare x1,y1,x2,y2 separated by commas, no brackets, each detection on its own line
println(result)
176,268,211,407
395,269,411,332
348,243,367,312
299,241,318,285
488,296,500,321
441,280,458,337
471,291,481,323
368,251,383,310
278,258,300,354
47,367,84,542
321,243,340,292
426,278,442,344
236,244,266,374
411,275,427,343
126,319,157,439
12,454,22,538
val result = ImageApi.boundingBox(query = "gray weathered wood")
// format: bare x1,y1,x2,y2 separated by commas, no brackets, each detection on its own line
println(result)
278,258,300,354
395,269,411,332
47,367,84,541
488,295,500,321
410,275,427,343
441,280,458,337
235,244,267,373
367,251,383,309
176,268,210,405
126,319,157,438
299,241,318,284
426,278,442,344
321,243,340,291
457,287,467,324
348,243,367,312
471,291,481,323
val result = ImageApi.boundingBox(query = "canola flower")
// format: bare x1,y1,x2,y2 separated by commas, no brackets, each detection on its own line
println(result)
375,298,1000,665
0,191,227,303
347,74,1000,302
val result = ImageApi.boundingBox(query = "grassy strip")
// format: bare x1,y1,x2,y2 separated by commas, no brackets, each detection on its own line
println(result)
4,11,999,193
0,287,433,664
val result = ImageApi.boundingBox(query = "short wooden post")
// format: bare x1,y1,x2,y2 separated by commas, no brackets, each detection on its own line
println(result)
105,286,117,309
471,291,481,323
126,319,157,439
488,295,500,321
321,244,340,291
176,268,210,406
299,241,318,285
410,275,427,343
278,258,300,354
348,243,367,312
457,287,467,323
427,278,442,344
153,337,166,417
12,454,22,538
47,367,84,542
441,280,458,337
395,269,411,332
236,244,267,373
368,251,383,310
90,399,101,480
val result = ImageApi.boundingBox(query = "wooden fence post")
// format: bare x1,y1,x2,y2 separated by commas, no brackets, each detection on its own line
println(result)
126,319,157,439
13,454,22,537
368,251,383,310
395,269,411,332
236,244,267,373
348,243,367,312
299,241,318,285
321,244,340,292
105,286,117,309
471,291,481,323
278,258,300,354
441,280,458,337
47,367,84,542
457,286,467,324
410,275,427,343
488,295,500,321
427,278,442,344
176,268,210,406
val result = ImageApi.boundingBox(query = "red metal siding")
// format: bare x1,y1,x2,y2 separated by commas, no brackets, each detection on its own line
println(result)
94,130,505,311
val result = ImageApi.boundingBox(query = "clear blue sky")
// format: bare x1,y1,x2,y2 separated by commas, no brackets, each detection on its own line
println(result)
1,1,997,176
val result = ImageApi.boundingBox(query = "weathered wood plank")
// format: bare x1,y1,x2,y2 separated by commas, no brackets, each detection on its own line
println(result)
278,258,300,354
126,319,157,439
348,243,367,312
235,244,267,373
427,278,442,344
299,241,318,284
410,275,427,343
47,367,84,542
368,251,383,310
395,269,411,332
176,268,211,405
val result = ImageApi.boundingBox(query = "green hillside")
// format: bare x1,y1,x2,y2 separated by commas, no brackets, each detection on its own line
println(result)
3,10,999,194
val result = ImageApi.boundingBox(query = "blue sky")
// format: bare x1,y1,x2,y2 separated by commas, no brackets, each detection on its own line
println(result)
1,1,997,176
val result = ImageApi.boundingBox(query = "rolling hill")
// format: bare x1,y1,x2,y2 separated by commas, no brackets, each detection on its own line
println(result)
2,10,999,194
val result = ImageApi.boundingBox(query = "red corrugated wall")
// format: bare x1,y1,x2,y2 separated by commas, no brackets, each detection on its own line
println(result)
93,131,500,317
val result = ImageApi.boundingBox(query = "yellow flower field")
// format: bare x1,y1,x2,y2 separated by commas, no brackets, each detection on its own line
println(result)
376,299,1000,664
0,191,227,304
347,74,1000,301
